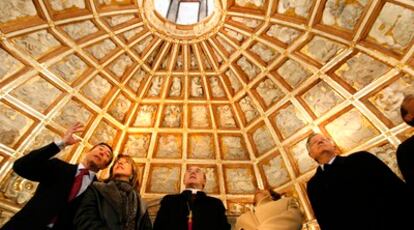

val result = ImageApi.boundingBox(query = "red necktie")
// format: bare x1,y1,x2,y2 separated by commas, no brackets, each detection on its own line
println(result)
68,168,89,201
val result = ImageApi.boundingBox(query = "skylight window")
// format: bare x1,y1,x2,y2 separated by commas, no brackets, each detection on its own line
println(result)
154,0,215,25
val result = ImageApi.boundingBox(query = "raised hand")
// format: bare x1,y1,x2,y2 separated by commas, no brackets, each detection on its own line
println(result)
62,122,84,146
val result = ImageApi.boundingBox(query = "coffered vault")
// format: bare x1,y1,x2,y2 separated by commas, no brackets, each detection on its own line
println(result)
0,0,414,228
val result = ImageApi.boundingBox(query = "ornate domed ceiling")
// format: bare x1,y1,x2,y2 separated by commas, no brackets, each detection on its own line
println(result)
0,0,414,227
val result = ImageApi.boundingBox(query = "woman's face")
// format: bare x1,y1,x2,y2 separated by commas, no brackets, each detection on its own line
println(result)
112,157,133,178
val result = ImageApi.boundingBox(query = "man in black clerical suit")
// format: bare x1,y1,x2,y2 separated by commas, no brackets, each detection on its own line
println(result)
306,133,410,230
397,94,414,194
153,166,230,230
1,122,113,230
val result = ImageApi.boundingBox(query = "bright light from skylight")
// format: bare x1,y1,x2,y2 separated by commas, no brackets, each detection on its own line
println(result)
176,3,200,25
154,0,215,25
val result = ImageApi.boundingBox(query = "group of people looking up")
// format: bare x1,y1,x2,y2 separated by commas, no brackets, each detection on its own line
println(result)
2,94,414,230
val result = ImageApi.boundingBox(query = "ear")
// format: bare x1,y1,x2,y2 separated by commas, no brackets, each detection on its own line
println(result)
404,113,414,123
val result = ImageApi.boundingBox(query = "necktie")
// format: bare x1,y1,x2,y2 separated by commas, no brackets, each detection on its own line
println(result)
68,168,89,201
49,168,89,225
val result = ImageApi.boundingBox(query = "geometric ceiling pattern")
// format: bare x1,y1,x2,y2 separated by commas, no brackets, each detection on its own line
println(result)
0,0,414,228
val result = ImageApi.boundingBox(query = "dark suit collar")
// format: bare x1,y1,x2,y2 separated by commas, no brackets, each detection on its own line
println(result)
317,155,346,173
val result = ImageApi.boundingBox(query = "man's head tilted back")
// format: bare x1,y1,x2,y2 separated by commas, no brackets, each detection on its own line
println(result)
184,166,206,190
400,94,414,127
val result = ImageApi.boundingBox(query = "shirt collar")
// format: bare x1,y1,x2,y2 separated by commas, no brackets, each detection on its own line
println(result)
321,156,336,171
184,188,202,194
78,163,96,178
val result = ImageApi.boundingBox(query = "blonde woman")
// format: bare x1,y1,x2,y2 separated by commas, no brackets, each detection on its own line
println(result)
235,189,303,230
75,155,152,230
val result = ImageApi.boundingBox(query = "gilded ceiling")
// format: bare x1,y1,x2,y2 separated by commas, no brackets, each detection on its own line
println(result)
0,0,414,228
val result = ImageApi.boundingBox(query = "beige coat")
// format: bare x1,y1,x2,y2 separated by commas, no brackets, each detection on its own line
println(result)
235,197,303,230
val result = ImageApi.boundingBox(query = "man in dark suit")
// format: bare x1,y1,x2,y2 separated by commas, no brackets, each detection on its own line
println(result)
1,122,113,230
153,166,230,230
397,94,414,194
306,133,410,230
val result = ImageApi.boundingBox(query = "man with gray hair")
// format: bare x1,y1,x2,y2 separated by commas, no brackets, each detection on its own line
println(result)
153,166,230,230
397,94,414,194
306,133,410,230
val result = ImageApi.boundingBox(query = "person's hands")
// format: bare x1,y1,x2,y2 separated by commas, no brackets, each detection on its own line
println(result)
62,122,84,146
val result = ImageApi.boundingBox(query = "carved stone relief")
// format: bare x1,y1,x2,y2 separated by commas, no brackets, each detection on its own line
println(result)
0,209,14,227
232,17,261,28
49,0,86,11
190,77,204,97
0,48,23,82
368,143,402,178
261,155,290,187
224,28,245,42
109,54,133,79
108,94,131,122
49,54,87,83
216,36,235,53
125,134,150,158
224,167,256,194
326,109,379,151
86,39,116,60
190,53,198,69
198,167,218,194
169,77,182,97
189,135,214,159
277,59,311,88
0,0,37,23
220,136,248,160
250,43,278,63
191,106,209,128
289,138,318,174
53,100,92,129
239,96,259,123
11,76,61,113
369,3,414,51
81,75,111,105
335,53,390,90
62,20,98,40
122,27,144,41
252,125,275,155
133,35,153,54
162,105,182,128
322,0,366,30
209,77,225,98
237,56,259,80
303,36,345,63
225,69,242,94
274,105,307,139
369,75,414,125
256,78,283,107
147,76,163,97
217,105,237,128
127,68,146,92
149,166,180,193
0,172,37,205
89,121,117,146
156,135,181,158
0,103,33,148
303,81,344,116
25,127,71,158
106,15,135,27
236,0,264,8
13,30,61,58
266,24,301,45
134,105,157,127
278,0,313,18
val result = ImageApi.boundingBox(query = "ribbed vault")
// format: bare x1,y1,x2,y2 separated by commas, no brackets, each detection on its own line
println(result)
0,0,414,228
